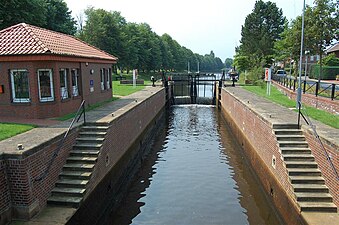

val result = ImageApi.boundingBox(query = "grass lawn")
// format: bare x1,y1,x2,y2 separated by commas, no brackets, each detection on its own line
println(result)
242,85,339,129
112,81,146,96
0,123,35,141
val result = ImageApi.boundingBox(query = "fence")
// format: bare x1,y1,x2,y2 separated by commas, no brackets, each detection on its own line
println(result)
272,75,338,100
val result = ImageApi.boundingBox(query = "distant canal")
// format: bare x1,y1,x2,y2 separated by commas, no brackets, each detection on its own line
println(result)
101,105,282,225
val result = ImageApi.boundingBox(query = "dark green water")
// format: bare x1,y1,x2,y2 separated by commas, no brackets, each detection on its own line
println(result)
103,105,282,225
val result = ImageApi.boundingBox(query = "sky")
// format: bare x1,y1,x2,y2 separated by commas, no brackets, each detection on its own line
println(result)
64,0,314,61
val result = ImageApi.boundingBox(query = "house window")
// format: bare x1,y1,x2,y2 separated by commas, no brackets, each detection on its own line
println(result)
71,69,80,97
100,68,105,90
59,69,69,99
106,68,111,89
10,69,30,103
38,69,54,102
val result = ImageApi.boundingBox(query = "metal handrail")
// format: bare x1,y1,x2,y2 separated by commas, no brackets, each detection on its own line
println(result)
34,100,86,182
297,101,339,180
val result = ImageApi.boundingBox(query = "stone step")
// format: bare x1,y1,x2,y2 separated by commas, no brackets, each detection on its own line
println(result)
273,124,300,129
79,131,107,137
274,129,303,135
299,202,337,213
51,187,86,197
278,141,309,148
281,148,311,155
283,154,315,161
82,126,109,132
285,161,318,168
295,192,333,202
85,122,110,127
70,150,100,157
56,179,88,188
288,168,321,176
59,171,92,180
76,137,105,143
73,143,102,150
47,195,82,208
290,176,325,184
276,135,305,141
67,156,97,164
63,163,95,172
293,184,329,193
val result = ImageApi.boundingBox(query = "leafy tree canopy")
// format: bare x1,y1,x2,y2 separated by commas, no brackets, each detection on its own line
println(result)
0,0,76,35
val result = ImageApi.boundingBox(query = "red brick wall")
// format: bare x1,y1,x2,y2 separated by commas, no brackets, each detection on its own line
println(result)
274,81,339,114
0,159,11,225
220,88,303,225
304,130,339,206
0,128,79,222
85,89,166,200
0,60,113,119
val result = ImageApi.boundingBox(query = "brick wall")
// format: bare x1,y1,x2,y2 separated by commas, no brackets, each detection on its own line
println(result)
68,89,166,224
0,60,112,119
0,160,11,225
220,88,303,225
86,89,166,198
0,128,79,222
304,130,339,206
274,81,339,114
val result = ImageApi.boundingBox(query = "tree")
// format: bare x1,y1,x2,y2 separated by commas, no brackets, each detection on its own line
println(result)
307,0,338,81
0,0,76,34
45,0,76,35
0,0,47,29
224,58,234,68
239,0,285,67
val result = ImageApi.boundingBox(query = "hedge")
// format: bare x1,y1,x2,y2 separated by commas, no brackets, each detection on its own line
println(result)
309,65,339,80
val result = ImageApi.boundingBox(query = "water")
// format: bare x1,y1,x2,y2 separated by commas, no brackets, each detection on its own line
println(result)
102,105,282,225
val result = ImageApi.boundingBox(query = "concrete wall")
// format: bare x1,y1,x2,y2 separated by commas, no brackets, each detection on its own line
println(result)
220,88,305,225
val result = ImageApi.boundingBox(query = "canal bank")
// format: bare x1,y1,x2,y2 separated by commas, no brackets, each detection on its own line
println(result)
220,86,338,225
0,86,166,225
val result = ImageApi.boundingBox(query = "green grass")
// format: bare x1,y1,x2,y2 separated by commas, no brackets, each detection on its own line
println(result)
112,81,146,96
242,85,339,129
56,97,119,121
0,123,35,141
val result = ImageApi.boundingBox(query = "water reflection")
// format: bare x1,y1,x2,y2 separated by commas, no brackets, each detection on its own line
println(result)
102,105,281,225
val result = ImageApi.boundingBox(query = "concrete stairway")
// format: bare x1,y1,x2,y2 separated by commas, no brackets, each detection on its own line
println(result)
274,124,337,213
47,122,108,208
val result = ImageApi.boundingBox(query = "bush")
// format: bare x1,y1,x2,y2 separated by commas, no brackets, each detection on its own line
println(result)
310,65,339,80
246,66,263,84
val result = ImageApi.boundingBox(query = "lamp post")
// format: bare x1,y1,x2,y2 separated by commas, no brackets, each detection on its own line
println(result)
296,0,306,109
304,50,309,82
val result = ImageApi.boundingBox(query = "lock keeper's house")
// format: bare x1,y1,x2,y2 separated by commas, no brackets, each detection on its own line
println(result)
0,23,117,119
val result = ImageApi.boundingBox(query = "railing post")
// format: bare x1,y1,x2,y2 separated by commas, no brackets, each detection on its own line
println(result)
293,79,296,91
83,103,86,125
297,101,301,128
315,81,319,97
303,80,306,93
331,84,335,100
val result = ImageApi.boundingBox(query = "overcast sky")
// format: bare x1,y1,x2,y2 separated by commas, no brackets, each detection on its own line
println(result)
64,0,313,61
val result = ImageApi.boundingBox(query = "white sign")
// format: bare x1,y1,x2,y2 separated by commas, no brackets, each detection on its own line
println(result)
264,68,271,81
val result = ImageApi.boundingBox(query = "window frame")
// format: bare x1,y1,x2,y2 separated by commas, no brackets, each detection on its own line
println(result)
59,69,69,100
38,69,54,102
10,69,31,103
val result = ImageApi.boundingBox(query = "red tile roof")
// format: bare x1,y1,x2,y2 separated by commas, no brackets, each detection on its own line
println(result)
0,23,117,62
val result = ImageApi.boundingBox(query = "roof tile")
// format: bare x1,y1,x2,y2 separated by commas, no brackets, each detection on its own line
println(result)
0,23,117,62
